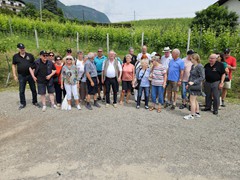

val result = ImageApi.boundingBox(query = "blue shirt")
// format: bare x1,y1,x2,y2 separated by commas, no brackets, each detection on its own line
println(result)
94,56,107,75
138,68,151,87
168,58,184,82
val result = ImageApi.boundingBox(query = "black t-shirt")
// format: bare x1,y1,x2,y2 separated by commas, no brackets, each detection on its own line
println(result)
12,52,35,76
123,54,137,66
204,61,225,83
31,59,56,84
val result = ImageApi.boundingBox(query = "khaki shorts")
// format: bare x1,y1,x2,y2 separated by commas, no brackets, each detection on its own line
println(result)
166,80,179,92
223,80,231,89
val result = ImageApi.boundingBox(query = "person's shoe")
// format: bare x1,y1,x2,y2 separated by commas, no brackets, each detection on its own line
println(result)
179,104,187,109
195,113,201,118
42,105,47,112
136,105,140,109
145,106,149,109
221,100,226,107
57,103,61,108
170,105,176,110
184,114,194,120
164,103,169,108
51,104,58,109
113,103,117,108
33,102,41,108
97,96,102,101
67,105,72,111
202,108,211,111
102,98,105,102
85,103,93,110
93,102,101,108
105,103,110,108
213,110,218,115
77,104,82,110
18,104,26,110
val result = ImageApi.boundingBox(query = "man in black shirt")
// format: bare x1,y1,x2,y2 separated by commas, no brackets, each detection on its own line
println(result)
203,54,225,115
29,51,56,112
12,43,39,110
123,47,137,65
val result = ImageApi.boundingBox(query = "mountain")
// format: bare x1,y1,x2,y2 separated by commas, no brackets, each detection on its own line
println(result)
22,0,110,23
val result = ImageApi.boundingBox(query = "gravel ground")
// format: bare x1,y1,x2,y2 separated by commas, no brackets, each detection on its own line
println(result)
0,89,239,180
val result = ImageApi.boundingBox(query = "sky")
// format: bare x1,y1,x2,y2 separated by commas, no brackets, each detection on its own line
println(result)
59,0,217,22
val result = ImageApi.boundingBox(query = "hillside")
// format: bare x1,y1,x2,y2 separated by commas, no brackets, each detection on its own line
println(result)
22,0,110,23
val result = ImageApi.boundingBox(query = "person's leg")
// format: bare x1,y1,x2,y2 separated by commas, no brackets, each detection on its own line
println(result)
54,83,61,105
112,78,118,104
105,78,111,104
126,90,131,103
204,82,212,110
18,74,27,106
137,86,143,106
173,92,177,106
144,87,149,107
41,95,46,106
151,85,157,109
49,93,55,106
221,88,227,106
212,81,220,112
97,75,101,99
158,86,164,106
27,75,38,104
195,98,200,114
72,84,80,106
190,95,197,115
64,83,72,106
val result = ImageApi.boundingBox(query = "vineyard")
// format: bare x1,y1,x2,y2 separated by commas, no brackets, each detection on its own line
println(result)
0,14,239,99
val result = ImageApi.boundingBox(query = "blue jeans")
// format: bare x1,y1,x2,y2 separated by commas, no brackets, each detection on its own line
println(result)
151,85,164,105
18,74,37,105
137,86,149,106
181,82,189,100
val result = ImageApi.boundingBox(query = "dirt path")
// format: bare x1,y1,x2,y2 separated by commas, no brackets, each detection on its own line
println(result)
0,90,239,180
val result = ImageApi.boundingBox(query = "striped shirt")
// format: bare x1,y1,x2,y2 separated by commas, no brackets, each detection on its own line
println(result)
151,65,166,86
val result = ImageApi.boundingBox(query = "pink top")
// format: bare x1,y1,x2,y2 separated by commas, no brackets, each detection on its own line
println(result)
122,63,135,81
182,57,193,82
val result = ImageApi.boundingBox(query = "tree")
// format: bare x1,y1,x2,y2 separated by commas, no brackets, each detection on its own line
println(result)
43,0,58,15
191,4,239,33
18,3,38,19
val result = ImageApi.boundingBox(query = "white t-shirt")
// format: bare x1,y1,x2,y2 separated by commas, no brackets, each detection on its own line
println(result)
137,53,151,61
161,55,172,69
102,60,122,78
76,59,84,80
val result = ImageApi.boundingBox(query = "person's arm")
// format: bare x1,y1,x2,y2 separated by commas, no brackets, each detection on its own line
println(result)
163,72,167,89
101,61,105,84
118,61,122,82
12,64,18,82
29,67,37,82
46,63,56,80
178,70,184,86
61,67,64,89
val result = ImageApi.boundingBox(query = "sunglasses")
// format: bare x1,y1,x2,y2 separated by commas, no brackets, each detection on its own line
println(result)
49,54,54,57
66,58,72,60
98,51,103,52
42,54,48,57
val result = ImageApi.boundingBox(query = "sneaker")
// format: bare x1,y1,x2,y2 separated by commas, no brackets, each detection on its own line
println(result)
179,104,187,109
136,105,140,109
113,104,117,108
93,102,101,108
42,105,47,112
33,102,41,108
85,104,93,110
102,98,105,102
67,105,72,111
221,100,226,107
51,104,58,109
164,103,169,108
18,104,26,110
57,103,61,108
170,105,176,110
184,114,194,120
77,104,81,110
195,113,201,118
106,103,110,108
145,106,149,109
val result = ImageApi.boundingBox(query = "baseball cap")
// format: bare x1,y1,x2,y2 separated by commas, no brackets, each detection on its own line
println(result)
224,48,230,54
17,43,25,49
187,49,195,55
66,48,72,53
40,50,48,55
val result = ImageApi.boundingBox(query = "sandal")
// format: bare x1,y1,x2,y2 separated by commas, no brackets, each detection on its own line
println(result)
149,106,155,111
119,101,123,105
157,107,161,113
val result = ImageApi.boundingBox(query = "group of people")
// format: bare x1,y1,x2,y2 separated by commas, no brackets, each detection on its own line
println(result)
12,43,237,119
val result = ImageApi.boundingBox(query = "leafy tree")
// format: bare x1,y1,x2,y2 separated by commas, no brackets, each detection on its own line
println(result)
18,3,38,19
191,4,239,33
43,0,59,16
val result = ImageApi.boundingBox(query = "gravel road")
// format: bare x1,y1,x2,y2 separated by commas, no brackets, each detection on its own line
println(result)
0,90,239,180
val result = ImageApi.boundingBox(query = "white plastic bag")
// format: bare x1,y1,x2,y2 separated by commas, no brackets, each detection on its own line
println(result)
61,95,68,110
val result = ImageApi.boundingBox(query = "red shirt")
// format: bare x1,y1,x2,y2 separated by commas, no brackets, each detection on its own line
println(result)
225,56,237,80
122,63,135,81
54,64,63,84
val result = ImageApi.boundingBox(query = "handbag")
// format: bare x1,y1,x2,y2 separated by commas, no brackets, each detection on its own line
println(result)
224,74,230,82
189,83,202,91
61,95,68,110
134,69,146,90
